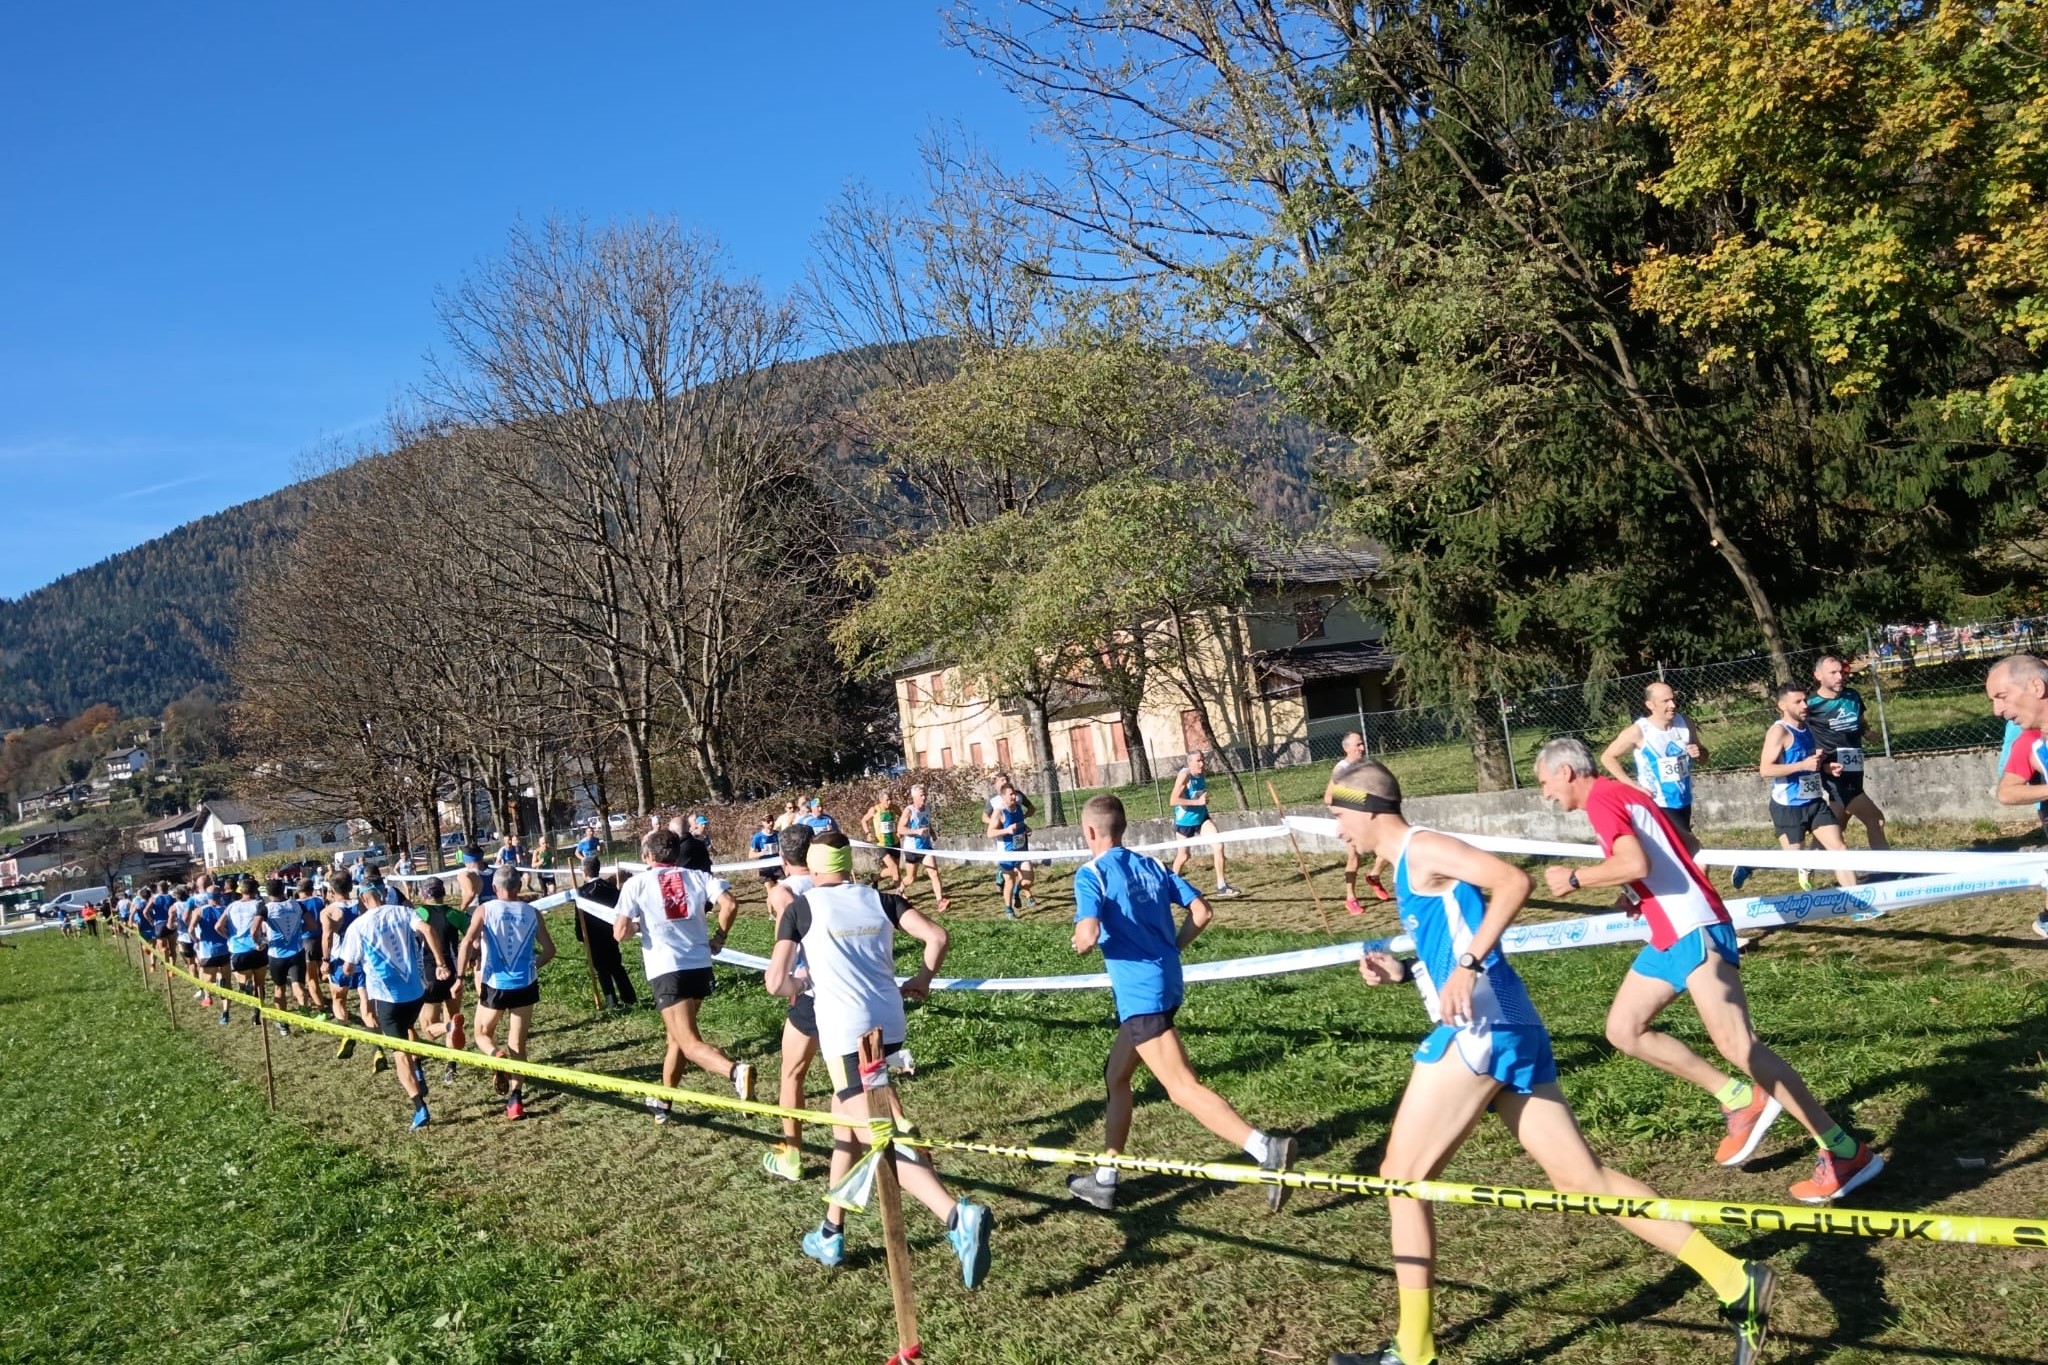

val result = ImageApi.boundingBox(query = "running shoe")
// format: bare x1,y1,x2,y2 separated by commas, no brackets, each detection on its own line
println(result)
1365,874,1392,902
1730,866,1752,891
410,1101,431,1130
1214,884,1243,899
801,1224,845,1268
1260,1134,1298,1213
732,1061,756,1103
1797,869,1814,892
505,1093,524,1122
443,1061,458,1086
647,1097,671,1126
1789,1142,1885,1204
1020,892,1036,913
371,1048,388,1074
947,1199,992,1288
276,1020,290,1038
447,1017,466,1052
1345,896,1366,917
1328,1348,1433,1365
1003,903,1018,921
1715,1090,1785,1167
1720,1259,1776,1365
762,1144,803,1182
336,1036,356,1060
1066,1171,1117,1211
252,1010,264,1028
2032,911,2048,940
217,1009,230,1026
192,988,206,1000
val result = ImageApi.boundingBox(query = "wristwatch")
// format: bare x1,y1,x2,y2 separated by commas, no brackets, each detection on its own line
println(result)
1567,870,1581,890
1456,951,1481,972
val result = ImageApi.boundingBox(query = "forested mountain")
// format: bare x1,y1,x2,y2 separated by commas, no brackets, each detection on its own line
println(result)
0,349,1319,730
0,487,317,727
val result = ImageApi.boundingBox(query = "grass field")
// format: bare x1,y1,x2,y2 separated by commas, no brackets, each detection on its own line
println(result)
7,820,2048,1364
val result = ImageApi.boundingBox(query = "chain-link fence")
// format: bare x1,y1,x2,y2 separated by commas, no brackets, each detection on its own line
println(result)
1057,612,2042,815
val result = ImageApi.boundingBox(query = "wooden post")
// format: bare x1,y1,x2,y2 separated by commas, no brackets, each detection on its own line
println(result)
1269,780,1332,938
859,1029,920,1363
257,1003,278,1110
164,958,177,1024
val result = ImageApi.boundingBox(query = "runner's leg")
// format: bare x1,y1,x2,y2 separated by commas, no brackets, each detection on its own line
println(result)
1605,970,1732,1096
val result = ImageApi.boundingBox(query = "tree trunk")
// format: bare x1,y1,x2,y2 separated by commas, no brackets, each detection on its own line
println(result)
1022,697,1066,828
1120,698,1153,784
1464,699,1515,792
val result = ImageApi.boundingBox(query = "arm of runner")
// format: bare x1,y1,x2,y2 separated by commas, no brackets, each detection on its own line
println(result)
1417,833,1530,1028
413,916,454,980
613,884,641,943
533,914,557,972
896,903,949,1001
709,888,738,952
764,937,800,1000
1358,951,1408,985
1071,864,1101,955
1758,725,1814,777
1170,770,1190,805
1599,724,1642,787
1543,833,1648,897
454,913,485,977
1171,870,1212,949
1995,772,2043,806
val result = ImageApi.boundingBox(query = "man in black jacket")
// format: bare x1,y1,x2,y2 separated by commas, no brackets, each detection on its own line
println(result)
573,855,637,1009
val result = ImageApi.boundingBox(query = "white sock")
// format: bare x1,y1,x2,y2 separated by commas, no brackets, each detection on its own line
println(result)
1094,1165,1119,1185
1243,1131,1273,1164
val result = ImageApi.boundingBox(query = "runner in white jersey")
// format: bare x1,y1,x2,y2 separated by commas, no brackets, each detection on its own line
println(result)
759,822,819,1182
896,783,949,910
1536,737,1885,1205
1599,680,1707,835
335,883,454,1129
1324,758,1777,1365
457,867,557,1121
1324,731,1390,914
764,829,992,1289
222,878,270,1028
257,876,313,1029
612,826,754,1123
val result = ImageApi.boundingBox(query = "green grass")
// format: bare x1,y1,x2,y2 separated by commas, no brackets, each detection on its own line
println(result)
11,818,2048,1363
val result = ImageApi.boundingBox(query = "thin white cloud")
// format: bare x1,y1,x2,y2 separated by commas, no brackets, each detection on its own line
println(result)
116,474,211,500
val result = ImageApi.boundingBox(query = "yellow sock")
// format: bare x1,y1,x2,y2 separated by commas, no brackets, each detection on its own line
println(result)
1676,1230,1750,1303
1395,1286,1435,1363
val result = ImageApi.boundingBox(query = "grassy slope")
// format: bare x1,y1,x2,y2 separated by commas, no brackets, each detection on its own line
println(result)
8,819,2048,1364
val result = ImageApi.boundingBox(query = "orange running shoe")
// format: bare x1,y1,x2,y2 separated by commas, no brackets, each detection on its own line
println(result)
1365,874,1392,902
1715,1089,1784,1167
1345,896,1366,917
1789,1142,1885,1204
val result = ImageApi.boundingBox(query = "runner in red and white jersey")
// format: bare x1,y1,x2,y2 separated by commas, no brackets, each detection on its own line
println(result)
1534,737,1883,1206
1987,652,2048,939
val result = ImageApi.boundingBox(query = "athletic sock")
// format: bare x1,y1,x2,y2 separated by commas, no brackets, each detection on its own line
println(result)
823,1216,844,1237
1093,1166,1119,1186
1818,1124,1859,1159
1715,1077,1755,1111
1242,1131,1274,1164
1395,1286,1435,1364
1676,1230,1751,1303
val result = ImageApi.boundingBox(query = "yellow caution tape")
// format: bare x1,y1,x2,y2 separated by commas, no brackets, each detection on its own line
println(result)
133,949,2048,1249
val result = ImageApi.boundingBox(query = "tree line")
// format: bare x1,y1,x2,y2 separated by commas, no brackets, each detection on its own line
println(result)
227,0,2046,834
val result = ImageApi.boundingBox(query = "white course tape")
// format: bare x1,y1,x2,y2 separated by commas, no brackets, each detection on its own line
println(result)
686,866,2044,992
1281,816,2048,877
846,823,1291,867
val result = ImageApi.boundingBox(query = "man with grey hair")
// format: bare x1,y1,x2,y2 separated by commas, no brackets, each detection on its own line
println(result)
1987,653,2048,938
457,866,557,1121
1534,737,1884,1204
1599,682,1706,834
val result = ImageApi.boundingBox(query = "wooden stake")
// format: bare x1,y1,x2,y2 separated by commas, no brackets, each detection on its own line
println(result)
859,1029,921,1363
164,957,177,1024
1269,780,1333,938
258,1002,278,1110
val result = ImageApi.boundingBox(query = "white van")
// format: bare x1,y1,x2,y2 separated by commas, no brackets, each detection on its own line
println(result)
47,887,110,914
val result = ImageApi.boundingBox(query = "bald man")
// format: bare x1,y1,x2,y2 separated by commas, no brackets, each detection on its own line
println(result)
1601,682,1707,835
1986,653,2048,939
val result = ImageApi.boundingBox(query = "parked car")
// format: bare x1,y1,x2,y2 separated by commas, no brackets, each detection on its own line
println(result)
46,887,110,914
607,813,631,830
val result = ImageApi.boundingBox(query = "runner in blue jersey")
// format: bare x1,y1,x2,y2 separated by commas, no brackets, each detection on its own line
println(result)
336,882,455,1129
983,782,1036,918
221,878,270,1027
320,869,372,1060
191,886,231,1007
1323,758,1777,1365
148,882,180,971
1065,793,1295,1214
258,877,313,1027
1744,683,1858,892
1809,653,1889,854
1599,681,1707,835
1168,749,1240,898
750,816,781,884
457,866,557,1121
896,783,949,911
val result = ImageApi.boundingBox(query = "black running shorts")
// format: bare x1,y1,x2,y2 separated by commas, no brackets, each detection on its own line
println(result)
786,991,819,1040
480,981,540,1011
1820,771,1867,807
1661,804,1693,835
230,949,268,974
372,996,425,1038
651,967,716,1010
1115,1008,1180,1049
1771,801,1839,842
268,956,306,987
826,1041,904,1101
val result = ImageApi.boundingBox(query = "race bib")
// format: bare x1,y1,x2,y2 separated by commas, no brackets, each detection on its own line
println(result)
1835,746,1865,773
1795,773,1823,801
1657,755,1688,784
656,869,695,921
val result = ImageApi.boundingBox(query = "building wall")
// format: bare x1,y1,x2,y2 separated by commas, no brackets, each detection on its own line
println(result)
894,588,1387,787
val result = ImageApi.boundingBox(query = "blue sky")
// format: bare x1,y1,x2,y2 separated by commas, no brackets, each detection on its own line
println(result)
0,3,1046,598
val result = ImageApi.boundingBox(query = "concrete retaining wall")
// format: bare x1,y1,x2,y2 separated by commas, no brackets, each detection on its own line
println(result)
925,747,2014,861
